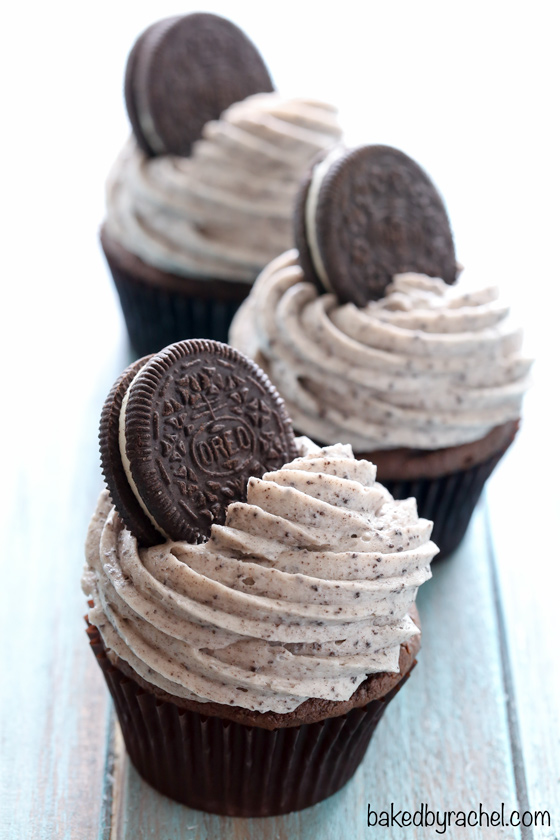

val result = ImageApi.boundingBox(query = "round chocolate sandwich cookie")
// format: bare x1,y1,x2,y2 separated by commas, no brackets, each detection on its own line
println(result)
99,355,162,546
295,145,457,307
124,19,165,158
103,340,297,545
125,13,274,157
293,148,334,299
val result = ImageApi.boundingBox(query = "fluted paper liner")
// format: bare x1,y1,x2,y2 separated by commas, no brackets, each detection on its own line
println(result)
101,228,250,357
87,625,413,816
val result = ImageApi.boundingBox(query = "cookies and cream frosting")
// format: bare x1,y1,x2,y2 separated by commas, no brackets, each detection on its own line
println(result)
104,93,343,282
83,441,436,714
230,251,532,451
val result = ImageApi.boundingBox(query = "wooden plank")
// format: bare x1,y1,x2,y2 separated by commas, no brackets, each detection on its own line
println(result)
486,383,560,839
0,408,109,839
0,293,128,840
113,504,522,840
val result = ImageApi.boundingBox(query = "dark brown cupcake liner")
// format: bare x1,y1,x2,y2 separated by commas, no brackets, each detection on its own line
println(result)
87,625,413,816
100,227,251,358
108,262,248,358
374,441,514,559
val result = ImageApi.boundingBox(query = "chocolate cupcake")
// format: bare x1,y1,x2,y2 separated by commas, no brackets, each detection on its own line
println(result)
82,339,437,815
101,13,343,357
230,146,532,558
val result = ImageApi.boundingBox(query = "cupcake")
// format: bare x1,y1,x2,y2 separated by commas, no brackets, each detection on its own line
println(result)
82,339,437,816
230,145,532,559
101,13,343,357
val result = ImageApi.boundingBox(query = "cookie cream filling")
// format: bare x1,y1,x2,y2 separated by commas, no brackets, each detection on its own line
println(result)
105,93,343,282
304,146,345,291
230,251,533,450
118,364,169,540
83,441,436,714
136,90,166,155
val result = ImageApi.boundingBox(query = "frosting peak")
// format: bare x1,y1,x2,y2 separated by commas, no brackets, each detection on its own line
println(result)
83,441,436,714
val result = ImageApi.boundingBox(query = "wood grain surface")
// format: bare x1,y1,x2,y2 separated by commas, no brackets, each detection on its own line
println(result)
486,392,560,839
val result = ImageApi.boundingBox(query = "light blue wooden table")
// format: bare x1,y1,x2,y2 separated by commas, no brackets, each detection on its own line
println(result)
1,2,559,837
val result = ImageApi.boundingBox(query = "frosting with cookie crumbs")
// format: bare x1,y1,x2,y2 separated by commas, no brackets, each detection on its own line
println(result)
83,440,436,714
104,94,342,282
230,251,533,450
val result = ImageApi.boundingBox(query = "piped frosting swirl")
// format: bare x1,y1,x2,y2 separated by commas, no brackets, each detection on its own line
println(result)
83,441,436,714
104,93,342,282
230,251,532,450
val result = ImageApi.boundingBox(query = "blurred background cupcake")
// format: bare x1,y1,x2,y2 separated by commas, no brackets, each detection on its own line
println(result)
101,12,343,357
230,145,533,559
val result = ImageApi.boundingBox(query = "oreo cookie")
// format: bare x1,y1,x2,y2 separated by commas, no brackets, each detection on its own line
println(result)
295,145,457,307
125,13,274,157
100,354,161,546
100,340,297,545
